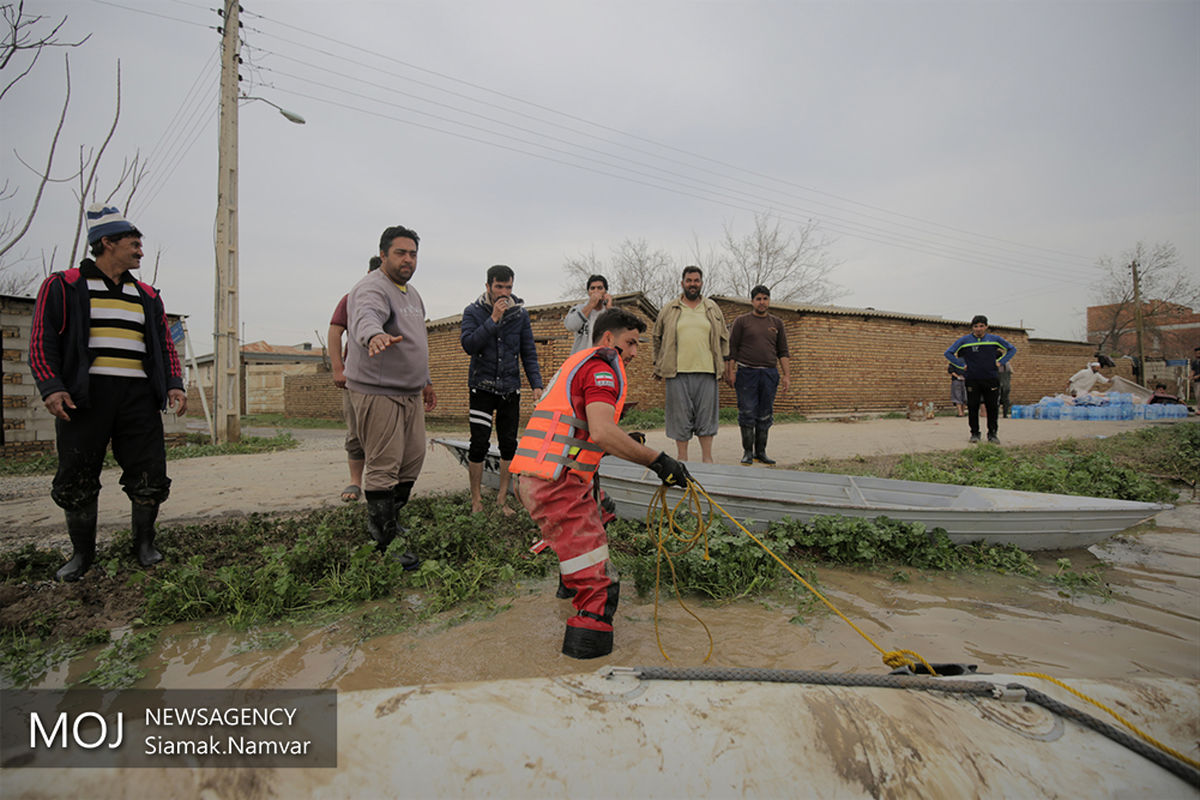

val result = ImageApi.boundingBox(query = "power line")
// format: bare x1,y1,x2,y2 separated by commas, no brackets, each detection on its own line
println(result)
268,82,1094,289
257,60,1095,282
245,7,1098,269
89,0,214,29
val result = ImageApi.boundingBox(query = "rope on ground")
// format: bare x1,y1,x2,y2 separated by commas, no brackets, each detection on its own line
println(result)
1015,671,1200,772
645,476,938,675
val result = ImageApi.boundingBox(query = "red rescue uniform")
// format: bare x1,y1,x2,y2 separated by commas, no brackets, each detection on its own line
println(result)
512,347,626,657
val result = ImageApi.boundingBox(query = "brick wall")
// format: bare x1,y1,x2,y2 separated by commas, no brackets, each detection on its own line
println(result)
425,295,663,423
284,371,346,420
276,294,1137,421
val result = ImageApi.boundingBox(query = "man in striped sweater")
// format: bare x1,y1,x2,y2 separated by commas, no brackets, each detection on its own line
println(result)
30,205,187,581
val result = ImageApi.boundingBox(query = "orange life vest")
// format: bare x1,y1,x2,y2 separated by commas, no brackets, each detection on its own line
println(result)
509,346,627,483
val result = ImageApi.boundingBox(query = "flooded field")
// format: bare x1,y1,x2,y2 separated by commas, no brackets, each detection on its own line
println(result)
38,507,1199,692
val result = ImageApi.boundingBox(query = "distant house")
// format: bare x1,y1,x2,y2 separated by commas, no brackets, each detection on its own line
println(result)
1087,300,1200,359
190,340,328,415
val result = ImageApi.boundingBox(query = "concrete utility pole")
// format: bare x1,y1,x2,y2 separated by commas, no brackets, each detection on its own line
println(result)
213,0,241,443
1131,259,1147,387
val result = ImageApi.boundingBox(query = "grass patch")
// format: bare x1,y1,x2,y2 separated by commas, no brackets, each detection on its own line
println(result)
0,433,299,476
795,424,1196,503
1048,557,1112,599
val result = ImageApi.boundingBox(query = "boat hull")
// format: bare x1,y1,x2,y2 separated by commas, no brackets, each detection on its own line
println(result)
434,439,1170,549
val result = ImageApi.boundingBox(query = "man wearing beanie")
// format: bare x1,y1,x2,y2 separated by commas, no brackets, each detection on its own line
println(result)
944,314,1015,444
29,204,187,581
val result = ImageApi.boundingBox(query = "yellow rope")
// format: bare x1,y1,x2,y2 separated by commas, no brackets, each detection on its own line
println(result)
645,477,939,675
1015,672,1200,770
641,475,1197,772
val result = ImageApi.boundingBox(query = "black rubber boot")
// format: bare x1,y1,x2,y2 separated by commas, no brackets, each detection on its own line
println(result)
739,425,755,465
131,501,164,567
55,501,98,582
754,425,776,465
389,481,420,571
365,490,397,552
562,626,613,659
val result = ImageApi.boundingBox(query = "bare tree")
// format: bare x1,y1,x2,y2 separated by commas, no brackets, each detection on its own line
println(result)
1090,241,1199,357
0,5,143,294
0,4,90,293
713,212,845,305
561,238,678,308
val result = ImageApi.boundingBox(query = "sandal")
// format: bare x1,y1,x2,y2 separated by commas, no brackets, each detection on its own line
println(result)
341,485,362,503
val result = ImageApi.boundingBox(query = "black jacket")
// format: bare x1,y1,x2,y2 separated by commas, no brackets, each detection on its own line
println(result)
29,260,185,409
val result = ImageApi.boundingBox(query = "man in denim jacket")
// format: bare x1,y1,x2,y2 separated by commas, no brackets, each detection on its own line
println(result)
460,265,544,513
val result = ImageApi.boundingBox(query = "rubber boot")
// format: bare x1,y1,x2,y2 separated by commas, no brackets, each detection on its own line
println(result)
55,500,98,582
131,501,165,567
562,580,619,659
739,425,755,465
365,490,397,552
389,481,420,571
562,625,613,659
754,425,776,465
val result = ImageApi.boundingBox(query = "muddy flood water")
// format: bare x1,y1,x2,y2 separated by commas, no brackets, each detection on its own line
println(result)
31,505,1199,693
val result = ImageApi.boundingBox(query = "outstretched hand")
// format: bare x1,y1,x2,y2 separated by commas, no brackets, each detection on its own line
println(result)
368,333,404,356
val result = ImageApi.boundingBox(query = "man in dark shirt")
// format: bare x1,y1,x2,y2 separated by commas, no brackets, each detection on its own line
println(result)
29,205,187,581
724,285,791,465
944,315,1015,444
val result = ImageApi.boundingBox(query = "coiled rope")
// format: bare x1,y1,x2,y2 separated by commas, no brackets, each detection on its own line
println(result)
646,477,939,674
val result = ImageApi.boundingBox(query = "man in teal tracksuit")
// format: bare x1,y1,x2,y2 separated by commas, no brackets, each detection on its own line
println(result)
944,315,1015,444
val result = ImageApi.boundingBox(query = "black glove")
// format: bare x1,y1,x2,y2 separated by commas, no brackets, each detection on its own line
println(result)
627,431,646,445
648,452,691,488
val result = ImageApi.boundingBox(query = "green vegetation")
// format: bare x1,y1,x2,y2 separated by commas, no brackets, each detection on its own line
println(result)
0,432,298,477
2,425,1188,687
1048,557,1111,598
891,445,1174,503
799,424,1198,503
76,631,159,689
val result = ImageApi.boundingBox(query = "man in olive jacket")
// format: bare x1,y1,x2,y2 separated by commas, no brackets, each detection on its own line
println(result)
652,266,729,463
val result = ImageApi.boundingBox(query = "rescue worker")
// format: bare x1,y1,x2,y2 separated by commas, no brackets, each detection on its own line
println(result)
512,308,692,659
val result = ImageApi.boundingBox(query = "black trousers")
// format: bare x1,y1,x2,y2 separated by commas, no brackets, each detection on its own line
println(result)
965,378,1000,437
51,375,171,511
467,388,521,462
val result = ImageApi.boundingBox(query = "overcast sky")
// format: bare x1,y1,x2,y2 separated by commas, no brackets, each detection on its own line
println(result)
4,0,1197,355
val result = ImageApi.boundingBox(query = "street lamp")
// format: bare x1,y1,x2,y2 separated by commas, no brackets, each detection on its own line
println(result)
241,95,306,125
212,0,303,443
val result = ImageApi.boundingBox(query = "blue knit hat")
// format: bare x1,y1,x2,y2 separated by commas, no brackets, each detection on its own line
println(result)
85,204,138,244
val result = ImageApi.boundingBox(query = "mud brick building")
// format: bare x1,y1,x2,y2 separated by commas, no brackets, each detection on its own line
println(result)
1,294,188,458
709,297,1131,415
280,292,1131,423
188,341,328,416
1087,300,1200,359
